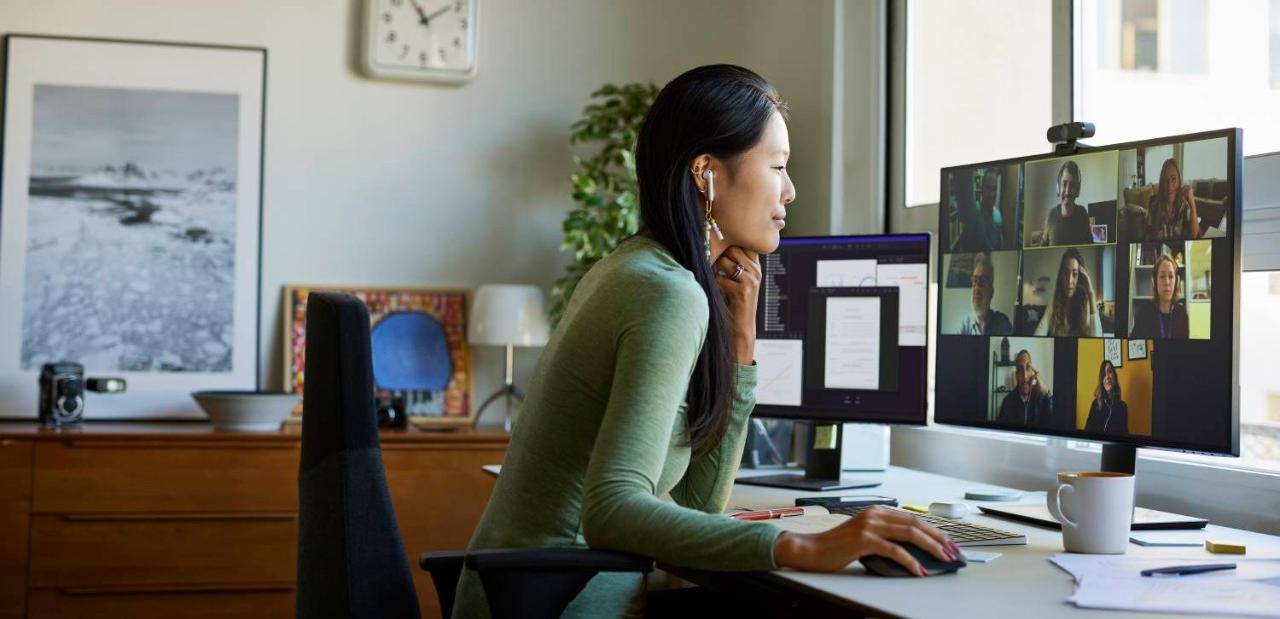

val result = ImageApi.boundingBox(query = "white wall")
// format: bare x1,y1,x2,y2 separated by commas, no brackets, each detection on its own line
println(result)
0,0,841,424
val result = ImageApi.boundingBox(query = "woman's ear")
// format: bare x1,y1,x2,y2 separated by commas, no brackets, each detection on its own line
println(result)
690,154,713,193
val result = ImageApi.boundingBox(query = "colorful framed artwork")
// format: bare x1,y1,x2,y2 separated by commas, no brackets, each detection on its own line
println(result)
282,285,472,426
0,35,266,419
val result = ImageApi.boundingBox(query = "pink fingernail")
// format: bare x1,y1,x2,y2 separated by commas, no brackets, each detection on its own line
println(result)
918,566,928,577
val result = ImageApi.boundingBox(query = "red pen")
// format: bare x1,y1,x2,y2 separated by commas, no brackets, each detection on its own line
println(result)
730,507,807,521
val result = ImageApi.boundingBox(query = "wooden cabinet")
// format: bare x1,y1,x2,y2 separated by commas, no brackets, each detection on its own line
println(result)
0,439,33,619
0,423,506,619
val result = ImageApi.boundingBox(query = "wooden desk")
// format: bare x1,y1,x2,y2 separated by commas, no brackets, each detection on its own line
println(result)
663,466,1280,619
0,421,507,619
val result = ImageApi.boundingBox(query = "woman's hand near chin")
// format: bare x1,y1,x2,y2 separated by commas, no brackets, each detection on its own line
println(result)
713,246,761,365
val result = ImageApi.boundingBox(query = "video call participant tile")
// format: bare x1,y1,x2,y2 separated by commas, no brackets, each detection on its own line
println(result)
1016,245,1117,337
1073,339,1155,437
1023,150,1119,248
1117,135,1231,243
942,163,1021,253
1127,240,1213,340
939,251,1018,336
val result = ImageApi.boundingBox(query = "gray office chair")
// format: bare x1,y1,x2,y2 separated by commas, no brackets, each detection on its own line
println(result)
296,292,420,619
420,547,653,618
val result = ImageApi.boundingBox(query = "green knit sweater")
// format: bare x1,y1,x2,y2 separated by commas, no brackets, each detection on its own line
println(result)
451,236,781,618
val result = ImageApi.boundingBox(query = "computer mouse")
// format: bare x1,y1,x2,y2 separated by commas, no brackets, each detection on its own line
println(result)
860,541,967,577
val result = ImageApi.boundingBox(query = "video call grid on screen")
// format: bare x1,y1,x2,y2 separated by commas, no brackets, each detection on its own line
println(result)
753,234,930,424
934,128,1241,456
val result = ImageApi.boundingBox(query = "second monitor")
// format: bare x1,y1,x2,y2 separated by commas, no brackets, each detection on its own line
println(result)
740,233,930,491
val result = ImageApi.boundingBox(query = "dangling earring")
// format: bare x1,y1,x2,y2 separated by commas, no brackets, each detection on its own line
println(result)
703,169,723,260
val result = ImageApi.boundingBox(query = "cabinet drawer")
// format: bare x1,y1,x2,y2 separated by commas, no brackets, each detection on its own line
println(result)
0,438,32,501
29,513,297,587
27,584,294,619
33,439,299,513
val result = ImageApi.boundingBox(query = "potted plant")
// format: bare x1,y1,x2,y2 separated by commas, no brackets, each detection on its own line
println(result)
549,82,659,327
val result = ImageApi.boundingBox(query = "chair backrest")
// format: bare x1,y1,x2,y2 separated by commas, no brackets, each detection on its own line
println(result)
296,292,420,619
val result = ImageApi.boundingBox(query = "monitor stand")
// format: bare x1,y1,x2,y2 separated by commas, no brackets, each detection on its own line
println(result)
736,423,883,491
1101,443,1136,474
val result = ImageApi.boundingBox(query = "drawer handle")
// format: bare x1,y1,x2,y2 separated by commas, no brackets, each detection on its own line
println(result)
64,512,297,522
60,582,295,595
1,439,15,447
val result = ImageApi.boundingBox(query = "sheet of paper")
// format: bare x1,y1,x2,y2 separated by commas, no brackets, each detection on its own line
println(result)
961,550,1002,563
753,339,803,406
823,296,880,390
815,259,877,287
1050,554,1280,582
875,262,927,347
1104,339,1124,367
1068,576,1280,618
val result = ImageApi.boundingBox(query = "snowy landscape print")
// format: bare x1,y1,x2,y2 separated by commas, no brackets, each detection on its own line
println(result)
20,84,239,372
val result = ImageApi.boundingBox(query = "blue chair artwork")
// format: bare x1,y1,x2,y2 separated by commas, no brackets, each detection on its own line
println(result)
370,311,452,421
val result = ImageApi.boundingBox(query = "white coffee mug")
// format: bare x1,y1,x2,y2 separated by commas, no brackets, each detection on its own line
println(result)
1046,471,1135,554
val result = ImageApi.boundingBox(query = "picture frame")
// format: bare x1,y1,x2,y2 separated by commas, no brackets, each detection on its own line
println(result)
0,35,266,419
1128,339,1148,361
282,284,473,426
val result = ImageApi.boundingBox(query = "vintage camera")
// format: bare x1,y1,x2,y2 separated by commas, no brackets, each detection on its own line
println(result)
38,362,126,426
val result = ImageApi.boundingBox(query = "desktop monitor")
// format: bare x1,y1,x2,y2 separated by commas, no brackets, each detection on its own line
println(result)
739,233,931,490
935,128,1242,471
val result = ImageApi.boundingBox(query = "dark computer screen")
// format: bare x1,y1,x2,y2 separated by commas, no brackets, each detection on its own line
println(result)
935,128,1241,456
752,234,930,424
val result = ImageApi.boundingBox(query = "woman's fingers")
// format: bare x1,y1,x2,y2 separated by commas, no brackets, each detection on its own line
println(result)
868,508,958,556
881,523,954,563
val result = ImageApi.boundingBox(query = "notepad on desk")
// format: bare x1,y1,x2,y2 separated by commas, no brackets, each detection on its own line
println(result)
1130,530,1207,547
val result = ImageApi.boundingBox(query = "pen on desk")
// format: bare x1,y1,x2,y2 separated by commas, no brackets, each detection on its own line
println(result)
730,507,807,521
1141,563,1237,577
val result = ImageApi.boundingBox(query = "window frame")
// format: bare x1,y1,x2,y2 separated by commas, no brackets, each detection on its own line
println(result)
886,0,1280,533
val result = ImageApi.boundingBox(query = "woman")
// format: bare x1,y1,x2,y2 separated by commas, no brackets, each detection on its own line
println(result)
1130,254,1189,339
1145,158,1200,241
1034,247,1103,337
1084,360,1128,435
452,65,956,618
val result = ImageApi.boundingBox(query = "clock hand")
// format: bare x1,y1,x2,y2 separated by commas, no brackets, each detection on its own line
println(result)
422,3,452,24
408,0,430,24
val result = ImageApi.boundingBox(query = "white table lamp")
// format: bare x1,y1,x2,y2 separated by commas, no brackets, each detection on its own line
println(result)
469,284,549,430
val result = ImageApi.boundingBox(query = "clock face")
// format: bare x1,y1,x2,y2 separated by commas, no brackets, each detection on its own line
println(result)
366,0,477,81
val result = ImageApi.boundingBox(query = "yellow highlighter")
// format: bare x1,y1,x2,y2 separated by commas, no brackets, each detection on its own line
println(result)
902,504,930,514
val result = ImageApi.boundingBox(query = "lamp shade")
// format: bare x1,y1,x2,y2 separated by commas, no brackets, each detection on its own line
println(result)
468,284,550,347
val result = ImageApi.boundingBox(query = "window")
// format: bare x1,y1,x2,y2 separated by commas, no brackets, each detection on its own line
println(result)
903,0,1054,207
1077,0,1278,153
1272,0,1280,88
1078,0,1280,471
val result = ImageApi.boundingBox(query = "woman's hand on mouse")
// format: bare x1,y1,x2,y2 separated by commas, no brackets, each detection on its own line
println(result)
714,246,761,365
772,506,960,577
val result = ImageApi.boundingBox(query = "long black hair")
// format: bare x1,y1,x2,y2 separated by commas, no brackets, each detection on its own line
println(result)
634,64,787,456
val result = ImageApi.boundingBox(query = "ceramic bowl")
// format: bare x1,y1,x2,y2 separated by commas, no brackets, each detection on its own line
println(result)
191,391,299,432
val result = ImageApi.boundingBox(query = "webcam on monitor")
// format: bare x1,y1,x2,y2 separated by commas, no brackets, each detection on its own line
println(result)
1046,121,1096,145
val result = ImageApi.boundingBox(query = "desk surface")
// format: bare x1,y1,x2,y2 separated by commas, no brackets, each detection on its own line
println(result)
700,466,1280,619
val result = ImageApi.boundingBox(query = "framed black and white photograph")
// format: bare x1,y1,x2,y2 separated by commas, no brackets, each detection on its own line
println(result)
0,35,265,419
